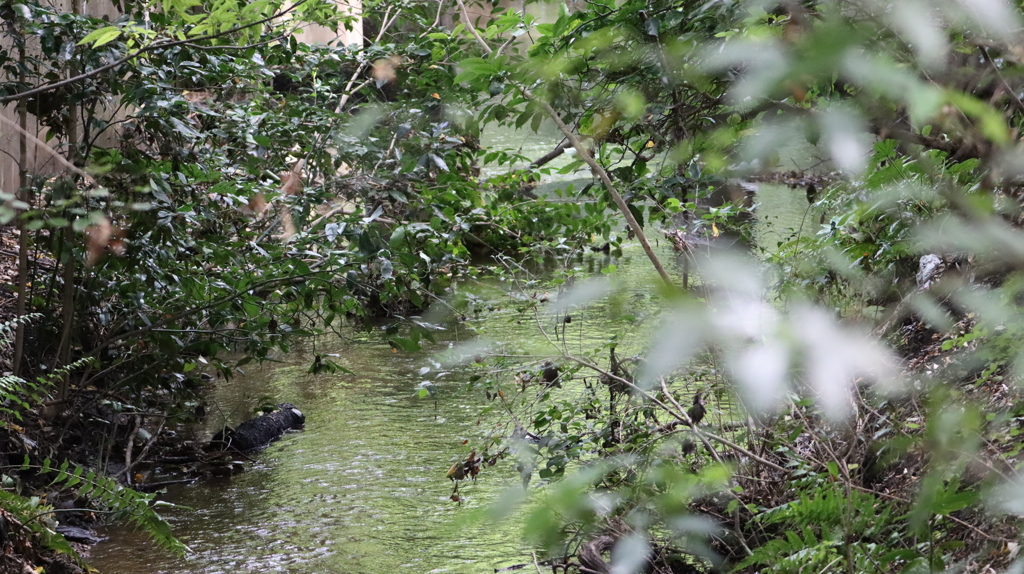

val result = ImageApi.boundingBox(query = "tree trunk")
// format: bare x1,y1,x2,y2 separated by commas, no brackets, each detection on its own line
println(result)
12,39,29,378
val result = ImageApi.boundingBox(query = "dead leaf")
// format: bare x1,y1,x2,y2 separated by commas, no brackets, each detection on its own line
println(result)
108,227,127,257
85,217,112,267
372,57,398,83
245,192,268,215
280,169,304,197
279,162,304,239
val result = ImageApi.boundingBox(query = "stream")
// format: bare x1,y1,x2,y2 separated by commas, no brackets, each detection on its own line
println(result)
87,128,813,574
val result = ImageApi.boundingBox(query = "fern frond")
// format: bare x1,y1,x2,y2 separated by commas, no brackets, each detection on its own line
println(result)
0,313,42,344
37,460,189,555
740,484,893,573
0,490,79,560
0,314,186,555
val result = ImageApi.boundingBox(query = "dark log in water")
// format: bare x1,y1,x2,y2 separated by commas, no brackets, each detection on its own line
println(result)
209,403,305,453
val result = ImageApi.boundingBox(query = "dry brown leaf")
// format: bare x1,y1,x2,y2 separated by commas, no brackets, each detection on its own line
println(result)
245,192,268,215
108,237,126,257
85,217,112,267
279,162,304,240
372,55,402,83
281,210,297,239
280,169,304,197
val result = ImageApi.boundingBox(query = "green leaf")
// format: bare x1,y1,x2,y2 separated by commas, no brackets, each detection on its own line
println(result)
390,337,421,352
78,26,121,47
945,90,1010,145
389,226,407,248
626,203,645,228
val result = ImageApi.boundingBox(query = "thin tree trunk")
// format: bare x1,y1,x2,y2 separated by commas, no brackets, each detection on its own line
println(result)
528,93,674,287
55,228,76,400
451,0,674,287
54,0,85,399
12,40,29,378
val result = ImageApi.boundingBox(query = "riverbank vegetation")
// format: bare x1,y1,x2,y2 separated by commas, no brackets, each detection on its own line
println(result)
4,0,1024,572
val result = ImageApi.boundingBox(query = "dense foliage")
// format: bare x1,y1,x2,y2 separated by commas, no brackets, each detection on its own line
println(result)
8,0,1024,571
440,1,1024,573
0,0,621,563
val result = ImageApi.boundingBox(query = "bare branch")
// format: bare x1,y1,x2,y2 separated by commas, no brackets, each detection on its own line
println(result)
454,0,493,54
0,113,94,183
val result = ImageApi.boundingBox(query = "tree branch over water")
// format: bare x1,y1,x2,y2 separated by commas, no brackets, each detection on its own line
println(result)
451,2,676,286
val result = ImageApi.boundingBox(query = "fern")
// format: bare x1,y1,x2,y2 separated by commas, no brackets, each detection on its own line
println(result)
0,313,188,557
0,313,42,343
0,489,78,558
1,314,54,421
4,456,189,555
0,355,94,422
737,483,894,573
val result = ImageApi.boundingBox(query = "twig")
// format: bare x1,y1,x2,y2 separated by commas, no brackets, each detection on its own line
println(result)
136,478,200,492
0,248,55,269
88,271,320,356
334,7,402,113
119,417,165,483
562,354,788,473
530,138,570,168
531,552,543,574
454,0,492,55
522,91,674,287
817,557,842,574
418,0,447,38
494,0,527,58
980,47,1024,116
660,378,723,464
120,416,142,484
0,114,94,184
372,131,400,172
184,35,281,51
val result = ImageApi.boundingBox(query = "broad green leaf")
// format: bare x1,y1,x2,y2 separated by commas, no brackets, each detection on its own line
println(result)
78,26,121,47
